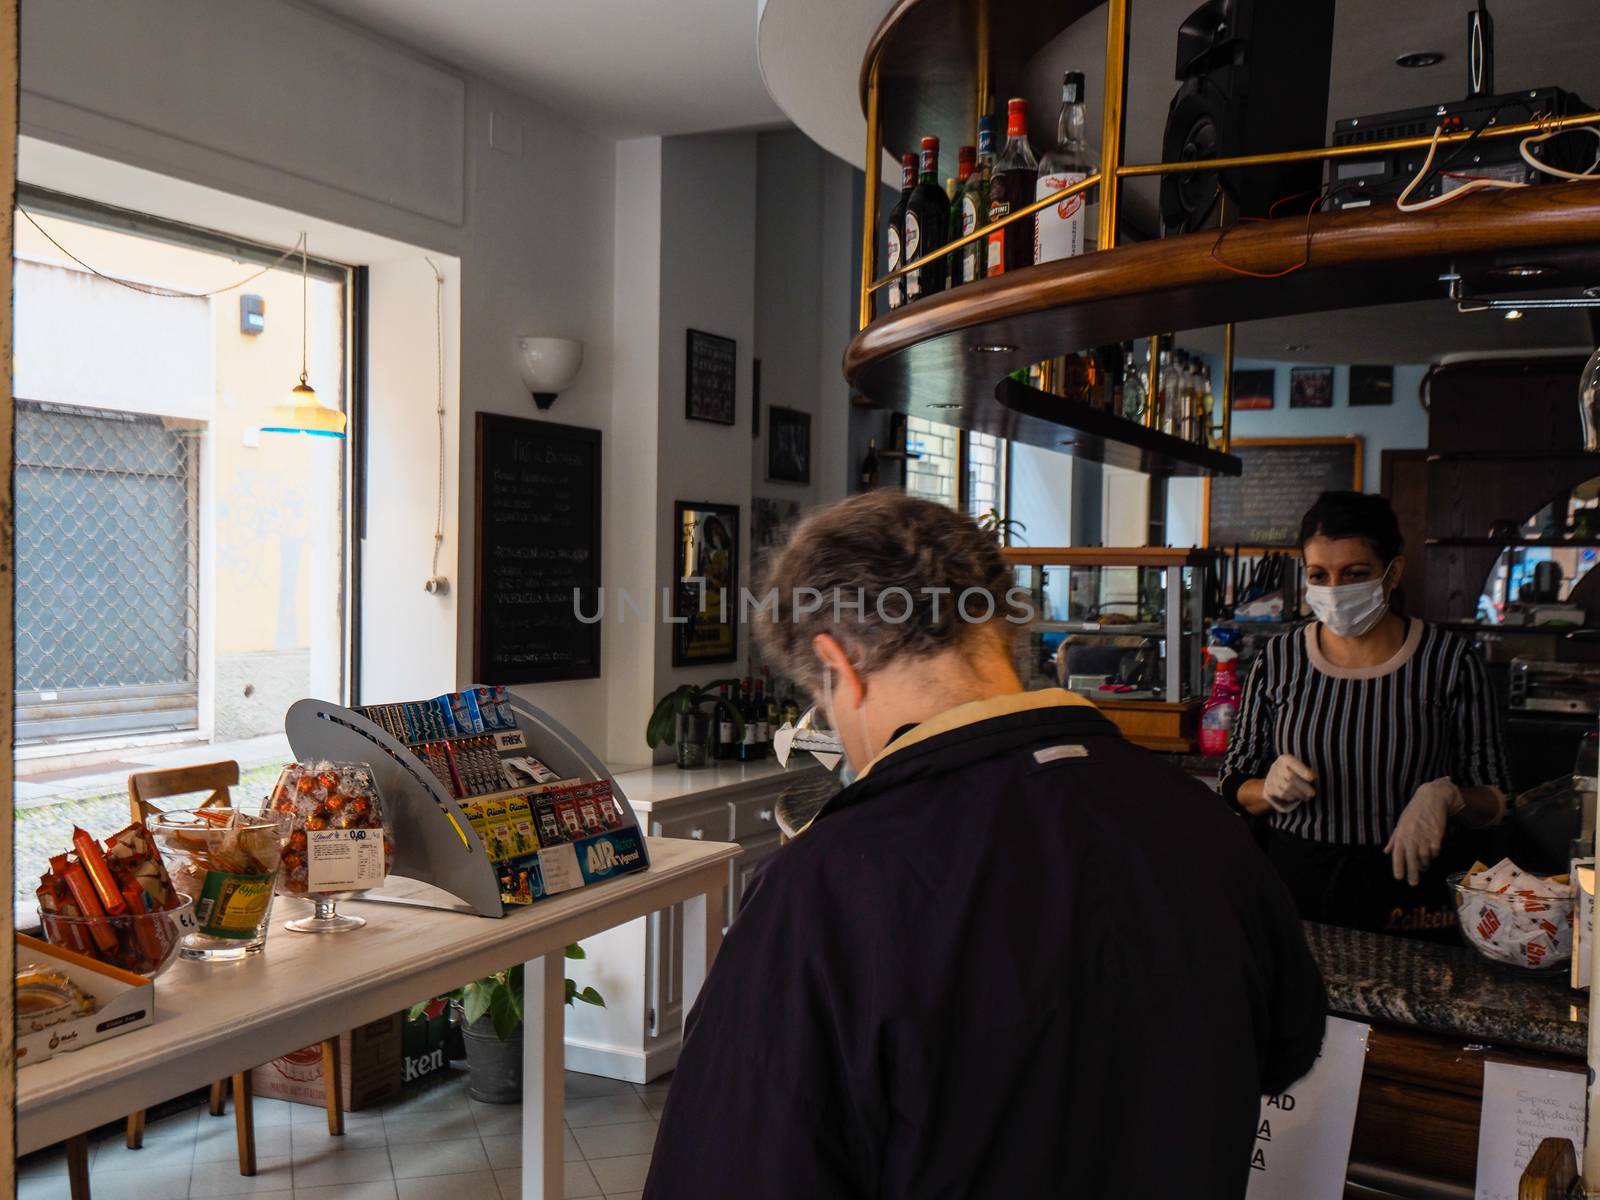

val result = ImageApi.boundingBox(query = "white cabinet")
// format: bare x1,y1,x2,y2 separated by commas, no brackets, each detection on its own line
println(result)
559,762,822,1083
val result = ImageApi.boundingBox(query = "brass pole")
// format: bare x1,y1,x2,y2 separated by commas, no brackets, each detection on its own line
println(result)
1220,323,1235,453
858,55,882,331
1116,109,1600,177
866,173,1099,292
1145,335,1161,429
975,0,990,140
1096,0,1132,253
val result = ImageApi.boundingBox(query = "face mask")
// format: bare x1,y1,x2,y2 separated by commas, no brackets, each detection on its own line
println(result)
1306,566,1392,637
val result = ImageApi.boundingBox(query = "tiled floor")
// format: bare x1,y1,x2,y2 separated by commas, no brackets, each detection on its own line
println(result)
17,1065,667,1200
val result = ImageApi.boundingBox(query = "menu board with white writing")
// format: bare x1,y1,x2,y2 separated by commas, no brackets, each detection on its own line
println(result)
1475,1062,1585,1200
1246,1017,1370,1200
473,415,601,684
1206,438,1362,548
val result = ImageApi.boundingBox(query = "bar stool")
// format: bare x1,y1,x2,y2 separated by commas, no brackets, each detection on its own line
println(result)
121,763,344,1177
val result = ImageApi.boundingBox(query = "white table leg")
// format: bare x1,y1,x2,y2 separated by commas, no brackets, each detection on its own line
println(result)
523,950,565,1200
681,884,725,1019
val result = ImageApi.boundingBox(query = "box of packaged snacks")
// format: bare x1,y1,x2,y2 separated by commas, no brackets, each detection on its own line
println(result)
15,933,155,1067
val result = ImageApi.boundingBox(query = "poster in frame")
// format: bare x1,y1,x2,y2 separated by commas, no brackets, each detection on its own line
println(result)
672,500,739,666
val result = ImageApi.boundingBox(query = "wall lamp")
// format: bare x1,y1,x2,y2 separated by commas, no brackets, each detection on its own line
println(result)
516,337,584,410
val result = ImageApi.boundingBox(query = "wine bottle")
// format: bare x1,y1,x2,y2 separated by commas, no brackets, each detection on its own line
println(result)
753,677,770,757
763,669,779,754
716,682,736,760
859,437,881,490
985,99,1037,277
737,676,756,762
885,153,915,312
960,116,996,286
903,136,949,301
1035,72,1095,265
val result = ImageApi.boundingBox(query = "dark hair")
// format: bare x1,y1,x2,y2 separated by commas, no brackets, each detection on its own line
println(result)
1298,491,1403,563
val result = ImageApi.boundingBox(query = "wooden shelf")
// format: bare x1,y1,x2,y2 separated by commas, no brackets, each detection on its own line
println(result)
1427,538,1600,549
845,187,1600,420
1003,546,1220,567
1034,620,1166,636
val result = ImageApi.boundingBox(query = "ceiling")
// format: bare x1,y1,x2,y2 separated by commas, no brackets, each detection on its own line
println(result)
307,0,784,137
759,0,1598,362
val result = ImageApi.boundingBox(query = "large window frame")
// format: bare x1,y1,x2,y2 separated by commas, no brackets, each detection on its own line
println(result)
13,185,364,714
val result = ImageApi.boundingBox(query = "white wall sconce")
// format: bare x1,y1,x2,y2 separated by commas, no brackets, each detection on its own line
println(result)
516,336,584,410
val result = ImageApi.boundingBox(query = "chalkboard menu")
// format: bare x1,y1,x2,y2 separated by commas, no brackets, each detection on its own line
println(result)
685,328,736,425
474,414,601,684
1205,438,1362,547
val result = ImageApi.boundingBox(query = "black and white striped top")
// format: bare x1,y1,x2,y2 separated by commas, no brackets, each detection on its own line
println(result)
1219,619,1511,846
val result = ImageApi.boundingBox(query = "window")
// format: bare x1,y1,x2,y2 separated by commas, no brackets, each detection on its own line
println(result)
12,191,355,917
964,431,1006,525
902,418,1010,534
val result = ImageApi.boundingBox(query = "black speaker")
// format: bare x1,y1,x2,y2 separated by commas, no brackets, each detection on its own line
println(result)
1159,0,1337,235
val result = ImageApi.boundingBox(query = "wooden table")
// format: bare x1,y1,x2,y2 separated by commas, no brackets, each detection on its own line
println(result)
17,836,740,1200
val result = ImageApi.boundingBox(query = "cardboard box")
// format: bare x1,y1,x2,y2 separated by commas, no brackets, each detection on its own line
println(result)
15,933,155,1067
252,1013,404,1111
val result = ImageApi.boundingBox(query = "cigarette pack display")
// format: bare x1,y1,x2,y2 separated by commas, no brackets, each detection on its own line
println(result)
16,934,157,1067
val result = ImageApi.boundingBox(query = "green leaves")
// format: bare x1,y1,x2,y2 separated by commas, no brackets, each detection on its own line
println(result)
565,979,605,1009
451,946,604,1038
645,678,746,747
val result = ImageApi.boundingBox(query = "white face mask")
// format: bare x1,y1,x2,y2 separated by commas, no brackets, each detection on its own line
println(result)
1306,566,1393,637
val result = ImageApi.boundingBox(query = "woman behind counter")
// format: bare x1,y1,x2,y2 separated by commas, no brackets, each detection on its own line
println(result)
1220,491,1511,938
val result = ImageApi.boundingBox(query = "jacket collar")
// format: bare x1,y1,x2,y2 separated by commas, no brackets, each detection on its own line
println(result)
855,687,1099,782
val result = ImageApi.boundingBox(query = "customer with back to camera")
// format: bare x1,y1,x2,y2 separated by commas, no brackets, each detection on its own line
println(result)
642,491,1327,1199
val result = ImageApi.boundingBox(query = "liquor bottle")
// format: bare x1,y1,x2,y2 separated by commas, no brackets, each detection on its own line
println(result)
960,116,997,286
859,437,881,490
985,99,1037,277
1035,72,1095,265
716,682,736,760
1120,341,1146,423
903,137,949,301
885,153,916,312
1198,364,1216,446
763,669,779,750
782,687,800,728
947,145,976,285
737,676,757,762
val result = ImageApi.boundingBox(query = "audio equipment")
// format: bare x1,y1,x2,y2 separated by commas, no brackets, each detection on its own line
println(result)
1159,0,1336,235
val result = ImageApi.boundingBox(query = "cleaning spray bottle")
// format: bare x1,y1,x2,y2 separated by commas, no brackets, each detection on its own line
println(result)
1198,640,1241,758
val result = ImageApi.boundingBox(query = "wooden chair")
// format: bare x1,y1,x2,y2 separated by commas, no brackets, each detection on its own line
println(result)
118,763,343,1177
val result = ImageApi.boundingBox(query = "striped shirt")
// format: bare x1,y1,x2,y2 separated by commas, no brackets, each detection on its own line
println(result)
1219,619,1511,846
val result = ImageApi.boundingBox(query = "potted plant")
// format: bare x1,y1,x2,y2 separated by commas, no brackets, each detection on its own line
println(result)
647,679,744,768
976,508,1027,545
413,943,604,1104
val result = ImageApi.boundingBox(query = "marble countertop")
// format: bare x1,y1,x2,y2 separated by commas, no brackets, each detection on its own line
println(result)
610,758,824,811
1306,921,1587,1058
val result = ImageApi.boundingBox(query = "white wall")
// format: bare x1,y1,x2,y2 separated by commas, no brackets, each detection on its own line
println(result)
1009,444,1074,546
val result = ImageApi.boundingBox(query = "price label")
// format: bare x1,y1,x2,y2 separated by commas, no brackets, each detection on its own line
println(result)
536,844,584,895
306,828,387,893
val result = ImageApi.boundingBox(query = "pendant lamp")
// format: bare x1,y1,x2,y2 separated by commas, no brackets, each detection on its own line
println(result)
263,235,347,438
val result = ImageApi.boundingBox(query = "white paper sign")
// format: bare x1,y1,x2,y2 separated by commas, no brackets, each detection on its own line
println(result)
1246,1017,1370,1200
306,828,387,893
1475,1062,1585,1200
537,844,584,895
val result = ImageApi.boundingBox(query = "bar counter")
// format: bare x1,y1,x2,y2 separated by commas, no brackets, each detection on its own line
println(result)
1307,920,1585,1057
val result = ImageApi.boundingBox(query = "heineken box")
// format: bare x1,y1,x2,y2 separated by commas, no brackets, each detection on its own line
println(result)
403,998,453,1086
252,1013,403,1111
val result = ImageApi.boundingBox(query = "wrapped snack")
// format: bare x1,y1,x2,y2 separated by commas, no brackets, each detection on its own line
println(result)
16,964,97,1032
1453,858,1575,971
146,809,287,961
71,826,127,915
263,761,391,898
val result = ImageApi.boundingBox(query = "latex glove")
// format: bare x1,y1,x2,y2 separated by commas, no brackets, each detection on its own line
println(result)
1384,778,1464,887
1262,755,1317,814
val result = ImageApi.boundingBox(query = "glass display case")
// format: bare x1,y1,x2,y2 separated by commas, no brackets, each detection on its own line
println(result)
1002,548,1219,751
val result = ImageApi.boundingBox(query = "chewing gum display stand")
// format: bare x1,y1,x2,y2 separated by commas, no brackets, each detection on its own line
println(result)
285,693,649,918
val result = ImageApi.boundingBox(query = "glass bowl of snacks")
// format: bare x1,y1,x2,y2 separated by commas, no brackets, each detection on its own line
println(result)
1450,859,1575,976
38,894,196,979
146,809,291,961
263,761,393,934
36,823,198,977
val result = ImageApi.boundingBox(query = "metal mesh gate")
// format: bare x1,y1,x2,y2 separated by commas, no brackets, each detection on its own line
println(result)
14,400,201,742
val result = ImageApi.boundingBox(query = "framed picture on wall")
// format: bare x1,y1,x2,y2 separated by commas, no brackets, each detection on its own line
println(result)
685,329,737,425
672,501,739,666
1232,368,1275,411
766,405,811,484
1349,364,1394,406
1290,366,1334,409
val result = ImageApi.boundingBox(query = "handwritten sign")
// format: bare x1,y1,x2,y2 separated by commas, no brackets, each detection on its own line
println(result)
473,415,601,683
1475,1061,1585,1200
1246,1017,1370,1200
685,328,736,425
1206,438,1362,547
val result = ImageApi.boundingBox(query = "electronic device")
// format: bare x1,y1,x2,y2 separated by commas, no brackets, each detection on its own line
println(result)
1158,0,1336,234
1509,658,1600,715
1328,86,1593,210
